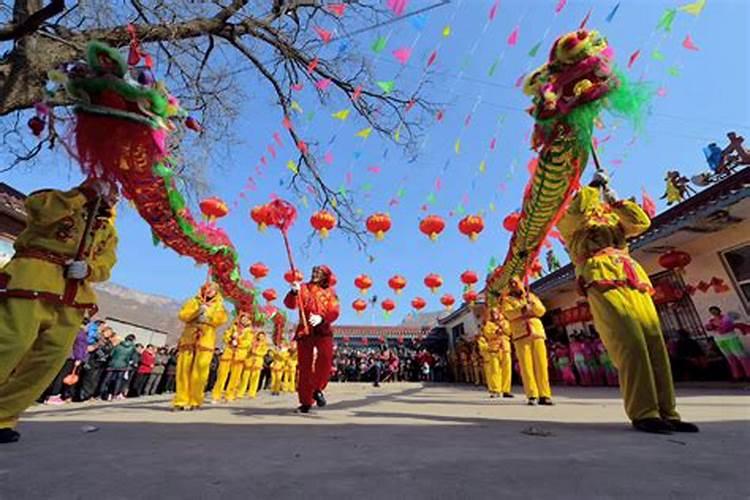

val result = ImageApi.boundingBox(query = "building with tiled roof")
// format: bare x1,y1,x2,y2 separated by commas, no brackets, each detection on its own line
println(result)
0,182,27,265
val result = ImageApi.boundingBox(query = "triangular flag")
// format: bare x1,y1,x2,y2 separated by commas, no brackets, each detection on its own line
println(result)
435,177,442,191
488,1,499,20
657,8,677,32
291,100,303,113
490,137,497,150
282,116,292,129
323,151,334,165
605,2,620,22
427,193,436,204
314,26,333,44
362,183,373,192
651,49,664,61
436,110,445,121
316,78,332,90
656,86,667,97
297,140,308,154
682,34,700,51
507,26,519,46
367,165,381,174
514,73,525,88
528,41,541,57
327,3,347,17
479,160,487,173
376,80,395,94
489,202,496,212
372,36,387,53
356,127,372,139
454,138,461,154
392,47,412,64
387,0,408,16
291,82,303,91
410,13,427,30
332,109,350,120
286,160,298,173
307,58,319,73
667,66,680,77
352,85,363,101
555,0,567,13
641,187,656,218
426,50,438,67
488,59,499,76
679,0,706,16
627,49,641,69
393,126,401,142
442,25,451,37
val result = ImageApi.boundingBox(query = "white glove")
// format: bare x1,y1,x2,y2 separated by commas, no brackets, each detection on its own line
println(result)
309,314,323,327
66,260,89,279
603,188,618,205
291,282,301,293
591,171,610,188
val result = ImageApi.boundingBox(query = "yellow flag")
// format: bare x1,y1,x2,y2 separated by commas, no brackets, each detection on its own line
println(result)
479,160,487,173
454,138,461,154
393,126,401,142
332,109,350,120
489,202,496,212
291,101,303,113
356,127,373,139
442,25,451,37
678,0,706,15
286,160,298,173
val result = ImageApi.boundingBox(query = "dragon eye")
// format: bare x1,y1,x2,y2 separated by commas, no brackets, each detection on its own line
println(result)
137,69,154,86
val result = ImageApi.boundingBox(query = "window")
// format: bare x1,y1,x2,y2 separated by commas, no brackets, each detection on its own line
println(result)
721,243,750,312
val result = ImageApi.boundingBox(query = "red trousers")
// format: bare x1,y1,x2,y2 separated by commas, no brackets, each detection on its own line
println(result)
297,334,333,406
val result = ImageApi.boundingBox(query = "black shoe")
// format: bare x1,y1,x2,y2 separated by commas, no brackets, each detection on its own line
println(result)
296,405,312,414
538,397,555,406
313,390,327,408
632,418,673,435
527,398,538,406
502,393,515,398
667,419,700,433
373,382,380,388
0,428,20,444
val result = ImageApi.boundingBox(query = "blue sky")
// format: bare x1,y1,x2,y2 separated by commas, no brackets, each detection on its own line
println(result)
3,0,749,325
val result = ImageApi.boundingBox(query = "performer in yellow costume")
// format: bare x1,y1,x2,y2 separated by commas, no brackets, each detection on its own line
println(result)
502,277,553,405
476,332,501,397
482,307,515,398
211,311,253,403
557,174,698,434
283,342,298,393
0,181,117,443
270,342,290,395
173,282,228,410
239,331,269,399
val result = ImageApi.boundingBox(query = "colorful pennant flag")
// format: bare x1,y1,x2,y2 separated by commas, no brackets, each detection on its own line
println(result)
442,25,451,37
286,160,298,173
488,1,499,20
682,34,700,51
679,0,706,16
627,50,641,69
393,47,413,64
555,0,567,13
507,26,519,46
657,8,677,32
316,78,332,90
426,50,438,67
528,41,541,57
377,80,395,94
327,3,347,17
488,59,499,76
332,109,350,120
454,138,461,154
605,2,621,22
314,26,332,44
387,0,408,16
651,49,664,61
372,36,387,53
356,127,373,139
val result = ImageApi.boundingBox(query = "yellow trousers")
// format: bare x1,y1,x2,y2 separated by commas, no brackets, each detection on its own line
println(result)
483,358,502,394
500,351,512,394
225,361,246,401
283,369,296,392
514,338,551,399
211,359,232,402
240,367,262,398
173,347,214,408
588,287,679,421
271,369,283,393
0,298,84,428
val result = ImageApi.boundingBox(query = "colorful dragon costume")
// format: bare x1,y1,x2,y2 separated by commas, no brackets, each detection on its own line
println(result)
486,29,650,299
53,41,267,319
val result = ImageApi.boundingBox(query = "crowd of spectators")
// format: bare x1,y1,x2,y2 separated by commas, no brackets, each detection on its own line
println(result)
332,345,449,384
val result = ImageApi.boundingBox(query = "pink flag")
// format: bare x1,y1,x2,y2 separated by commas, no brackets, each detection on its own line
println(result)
367,165,382,174
507,26,519,46
464,114,472,127
307,58,319,73
436,110,445,121
555,0,567,13
316,78,332,90
323,151,334,165
273,132,283,147
682,34,700,51
346,172,352,185
267,145,277,159
291,82,303,92
435,177,442,191
306,186,316,195
641,187,656,218
426,50,438,67
514,73,525,87
297,140,308,154
260,156,267,166
392,47,412,64
352,85,363,101
656,86,668,97
315,26,333,44
488,1,499,20
490,138,497,150
282,116,292,129
389,198,400,207
387,0,408,16
627,49,641,69
327,3,347,17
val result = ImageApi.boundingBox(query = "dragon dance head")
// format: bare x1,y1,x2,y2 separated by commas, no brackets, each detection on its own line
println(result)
53,41,186,183
524,29,615,121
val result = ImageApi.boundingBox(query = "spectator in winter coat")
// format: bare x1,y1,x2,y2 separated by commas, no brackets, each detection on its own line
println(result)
132,345,156,396
79,327,115,401
99,334,137,400
145,347,169,395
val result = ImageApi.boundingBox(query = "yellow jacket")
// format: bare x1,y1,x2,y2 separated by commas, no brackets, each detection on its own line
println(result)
220,323,254,361
482,318,511,352
557,187,652,294
502,293,546,341
272,347,289,372
285,350,298,370
1,187,118,307
246,338,270,369
178,294,228,351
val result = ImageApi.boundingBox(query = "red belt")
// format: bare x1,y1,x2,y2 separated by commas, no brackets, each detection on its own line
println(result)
0,288,97,313
13,248,74,266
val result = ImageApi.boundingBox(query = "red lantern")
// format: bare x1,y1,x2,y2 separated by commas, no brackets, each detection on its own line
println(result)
366,212,392,241
284,269,304,284
249,262,269,280
388,275,407,295
262,288,277,302
28,116,45,136
382,299,396,314
503,211,521,232
199,196,229,222
411,297,427,311
458,214,485,241
310,210,336,238
440,294,456,310
419,215,446,241
424,273,443,294
251,204,272,231
460,270,479,288
354,274,373,294
658,250,692,272
463,290,479,304
352,299,367,316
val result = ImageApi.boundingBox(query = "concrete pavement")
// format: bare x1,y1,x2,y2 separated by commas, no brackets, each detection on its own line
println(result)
1,383,748,499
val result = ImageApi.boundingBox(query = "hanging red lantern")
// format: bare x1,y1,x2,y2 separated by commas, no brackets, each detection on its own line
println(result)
411,297,427,311
354,274,373,294
250,204,272,231
420,215,446,241
366,212,392,241
503,211,521,232
424,273,443,293
460,270,479,288
352,299,368,316
463,290,479,304
440,294,456,310
310,210,336,238
249,262,269,280
284,269,304,284
458,214,485,241
199,196,229,222
658,250,692,272
262,288,277,302
28,116,45,136
381,299,396,314
388,275,407,295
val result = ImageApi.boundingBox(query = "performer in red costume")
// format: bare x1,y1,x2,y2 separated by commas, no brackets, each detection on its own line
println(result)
284,265,340,413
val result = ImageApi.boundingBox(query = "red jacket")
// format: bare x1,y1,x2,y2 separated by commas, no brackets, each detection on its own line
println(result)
284,283,340,336
137,350,156,374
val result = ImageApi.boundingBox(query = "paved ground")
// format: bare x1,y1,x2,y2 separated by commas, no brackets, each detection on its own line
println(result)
1,383,749,500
